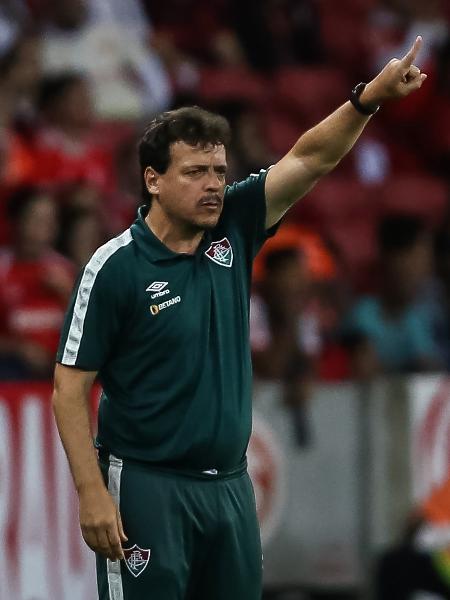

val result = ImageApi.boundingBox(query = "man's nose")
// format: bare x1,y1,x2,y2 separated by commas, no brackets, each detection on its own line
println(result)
205,171,221,191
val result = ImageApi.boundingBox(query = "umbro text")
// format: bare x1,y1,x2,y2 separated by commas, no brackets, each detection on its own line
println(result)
151,288,170,299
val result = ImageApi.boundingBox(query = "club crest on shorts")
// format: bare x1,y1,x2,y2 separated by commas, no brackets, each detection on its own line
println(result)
205,237,233,268
123,545,151,578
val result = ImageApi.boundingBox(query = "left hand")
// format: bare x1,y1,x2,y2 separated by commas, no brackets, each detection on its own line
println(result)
361,36,427,107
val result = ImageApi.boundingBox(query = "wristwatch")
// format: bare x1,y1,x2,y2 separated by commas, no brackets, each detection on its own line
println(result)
350,82,380,115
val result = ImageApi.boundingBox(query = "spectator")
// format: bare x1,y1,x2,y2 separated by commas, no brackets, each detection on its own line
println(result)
57,204,106,272
0,30,39,119
0,32,42,186
0,1,29,55
28,72,114,195
426,34,450,177
0,186,74,379
0,31,42,243
213,101,275,181
230,0,323,72
375,517,450,599
369,0,448,74
428,220,450,371
148,0,243,68
88,0,152,40
251,247,319,446
40,0,172,120
345,214,440,376
365,0,449,175
375,476,450,599
107,132,142,233
148,0,247,99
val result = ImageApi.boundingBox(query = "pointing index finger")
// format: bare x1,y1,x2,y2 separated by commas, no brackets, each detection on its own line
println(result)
401,36,423,67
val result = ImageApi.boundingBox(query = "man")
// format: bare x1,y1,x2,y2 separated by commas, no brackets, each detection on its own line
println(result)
376,476,450,599
41,0,171,120
346,214,439,376
251,247,317,447
53,37,426,599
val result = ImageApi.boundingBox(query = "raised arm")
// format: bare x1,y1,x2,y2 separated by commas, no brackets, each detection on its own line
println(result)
265,36,427,228
52,363,127,560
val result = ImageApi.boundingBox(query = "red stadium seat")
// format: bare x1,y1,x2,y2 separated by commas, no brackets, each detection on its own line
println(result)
326,218,377,282
92,121,136,152
290,179,378,280
378,175,449,226
385,139,428,174
317,0,378,16
426,97,450,157
272,66,349,123
318,9,371,69
296,176,376,224
198,67,268,105
263,110,307,157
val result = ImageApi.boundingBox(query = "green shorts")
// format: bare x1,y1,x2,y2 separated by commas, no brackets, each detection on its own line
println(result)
96,454,262,600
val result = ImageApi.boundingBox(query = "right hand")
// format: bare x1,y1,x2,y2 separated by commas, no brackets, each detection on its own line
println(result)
78,484,128,561
362,36,427,106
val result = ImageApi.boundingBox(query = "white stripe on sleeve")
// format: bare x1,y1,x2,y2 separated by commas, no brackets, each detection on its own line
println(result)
61,229,133,365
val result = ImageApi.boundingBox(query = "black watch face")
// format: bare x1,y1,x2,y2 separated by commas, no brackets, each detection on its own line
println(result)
355,83,366,97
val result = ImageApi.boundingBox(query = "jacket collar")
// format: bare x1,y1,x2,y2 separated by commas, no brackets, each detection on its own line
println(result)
130,206,213,263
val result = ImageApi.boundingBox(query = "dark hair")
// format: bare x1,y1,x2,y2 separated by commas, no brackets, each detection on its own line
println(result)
6,185,51,223
377,214,427,254
264,247,301,272
138,106,231,205
57,205,103,257
0,31,38,78
0,39,22,78
37,72,85,112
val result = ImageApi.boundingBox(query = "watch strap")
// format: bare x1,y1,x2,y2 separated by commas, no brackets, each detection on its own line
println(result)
350,82,380,115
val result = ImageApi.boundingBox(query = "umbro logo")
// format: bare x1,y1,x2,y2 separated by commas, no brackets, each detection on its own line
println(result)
146,281,170,299
205,237,233,268
146,281,168,292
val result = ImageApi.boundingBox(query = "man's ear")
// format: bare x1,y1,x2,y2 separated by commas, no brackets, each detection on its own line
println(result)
144,167,160,196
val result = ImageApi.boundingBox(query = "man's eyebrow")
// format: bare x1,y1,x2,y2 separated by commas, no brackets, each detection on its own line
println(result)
182,163,227,170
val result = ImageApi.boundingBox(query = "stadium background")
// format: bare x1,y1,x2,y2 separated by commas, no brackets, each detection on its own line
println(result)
0,0,449,598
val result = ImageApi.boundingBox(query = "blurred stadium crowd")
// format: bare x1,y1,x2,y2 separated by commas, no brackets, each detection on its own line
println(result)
0,0,449,385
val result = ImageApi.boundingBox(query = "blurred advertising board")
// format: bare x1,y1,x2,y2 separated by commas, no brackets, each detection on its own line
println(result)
252,381,361,588
0,382,361,596
410,376,450,505
0,384,95,599
2,377,449,596
409,376,450,550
